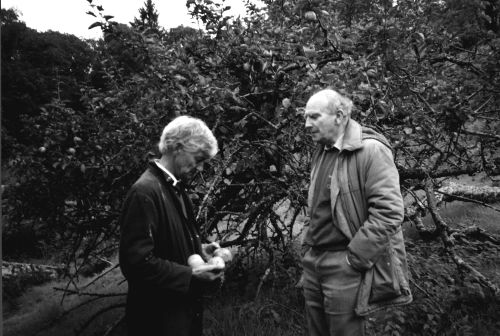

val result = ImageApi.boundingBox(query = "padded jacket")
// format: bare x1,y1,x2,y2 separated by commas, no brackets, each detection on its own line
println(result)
307,119,413,316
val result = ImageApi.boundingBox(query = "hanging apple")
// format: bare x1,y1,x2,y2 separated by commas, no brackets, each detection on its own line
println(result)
304,11,317,21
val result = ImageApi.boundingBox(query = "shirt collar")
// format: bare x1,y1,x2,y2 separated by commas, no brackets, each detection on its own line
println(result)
154,159,180,186
324,132,345,151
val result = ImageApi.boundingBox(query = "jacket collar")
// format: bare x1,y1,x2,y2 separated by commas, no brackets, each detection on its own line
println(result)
148,160,184,191
338,119,363,152
152,159,180,186
316,119,391,155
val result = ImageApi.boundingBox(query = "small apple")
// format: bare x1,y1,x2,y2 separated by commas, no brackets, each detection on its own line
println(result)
282,98,291,109
366,69,377,78
208,256,225,269
304,11,317,21
188,254,205,267
39,146,46,153
73,136,82,143
68,147,76,155
243,62,251,71
213,248,232,263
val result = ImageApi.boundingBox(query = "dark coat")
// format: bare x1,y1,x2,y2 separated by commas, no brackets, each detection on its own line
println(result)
119,161,205,336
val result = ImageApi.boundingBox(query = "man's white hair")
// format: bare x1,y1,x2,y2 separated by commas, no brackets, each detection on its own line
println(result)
158,115,218,158
308,89,353,117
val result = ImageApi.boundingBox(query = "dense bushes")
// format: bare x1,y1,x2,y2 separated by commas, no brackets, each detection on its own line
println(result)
2,0,499,299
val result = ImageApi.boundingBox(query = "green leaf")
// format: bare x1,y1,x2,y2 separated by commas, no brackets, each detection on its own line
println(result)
104,15,114,21
86,11,96,17
88,22,102,30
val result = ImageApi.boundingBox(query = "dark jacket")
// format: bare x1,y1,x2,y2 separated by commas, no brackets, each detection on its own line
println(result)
119,161,205,336
307,119,412,316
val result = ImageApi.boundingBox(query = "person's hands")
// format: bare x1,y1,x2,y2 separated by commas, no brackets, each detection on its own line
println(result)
188,253,224,282
192,264,224,281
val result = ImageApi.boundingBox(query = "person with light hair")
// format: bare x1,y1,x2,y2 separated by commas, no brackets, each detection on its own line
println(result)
301,89,412,336
119,115,222,336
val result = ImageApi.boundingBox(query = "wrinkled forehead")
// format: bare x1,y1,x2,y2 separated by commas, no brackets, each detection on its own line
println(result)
304,95,332,115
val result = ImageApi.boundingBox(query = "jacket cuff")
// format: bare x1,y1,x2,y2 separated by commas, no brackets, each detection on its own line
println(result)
346,250,367,272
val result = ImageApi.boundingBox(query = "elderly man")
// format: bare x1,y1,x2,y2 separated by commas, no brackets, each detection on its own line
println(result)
119,116,222,336
301,89,412,336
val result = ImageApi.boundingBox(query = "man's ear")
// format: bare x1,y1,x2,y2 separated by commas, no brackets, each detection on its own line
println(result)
335,110,344,124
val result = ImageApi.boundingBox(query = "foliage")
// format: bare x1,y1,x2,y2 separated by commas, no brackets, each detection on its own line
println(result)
204,290,305,336
2,1,500,334
367,237,500,336
3,269,57,316
202,232,500,336
1,8,95,159
204,246,306,335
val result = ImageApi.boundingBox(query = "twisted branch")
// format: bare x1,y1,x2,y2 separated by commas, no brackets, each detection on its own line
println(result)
425,179,500,296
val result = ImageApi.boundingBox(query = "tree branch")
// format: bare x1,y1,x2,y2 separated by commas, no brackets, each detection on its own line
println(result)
399,165,500,180
462,129,500,140
425,179,500,296
437,182,500,205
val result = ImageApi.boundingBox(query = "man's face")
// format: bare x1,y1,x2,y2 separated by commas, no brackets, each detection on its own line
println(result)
173,150,206,181
304,99,343,145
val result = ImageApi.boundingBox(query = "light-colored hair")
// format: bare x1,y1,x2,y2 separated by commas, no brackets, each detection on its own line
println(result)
308,89,353,117
158,116,218,158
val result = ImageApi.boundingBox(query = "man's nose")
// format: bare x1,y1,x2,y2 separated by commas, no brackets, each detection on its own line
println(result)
304,118,312,129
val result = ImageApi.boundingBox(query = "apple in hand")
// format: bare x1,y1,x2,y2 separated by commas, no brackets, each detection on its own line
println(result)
188,254,206,267
208,256,225,270
213,248,232,263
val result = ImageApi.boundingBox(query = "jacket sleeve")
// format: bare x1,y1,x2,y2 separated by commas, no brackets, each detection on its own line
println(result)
347,140,404,271
119,188,193,293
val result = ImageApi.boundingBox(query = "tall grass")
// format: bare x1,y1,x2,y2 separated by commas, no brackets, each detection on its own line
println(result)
204,286,306,336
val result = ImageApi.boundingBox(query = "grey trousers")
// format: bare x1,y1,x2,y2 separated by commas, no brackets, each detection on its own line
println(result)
302,249,365,336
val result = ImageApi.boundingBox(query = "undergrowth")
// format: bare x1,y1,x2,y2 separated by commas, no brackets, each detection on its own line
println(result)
204,235,500,336
3,220,499,336
369,237,500,336
204,278,306,336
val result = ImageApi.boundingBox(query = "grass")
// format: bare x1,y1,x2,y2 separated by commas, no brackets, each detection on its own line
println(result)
204,285,306,336
3,265,126,336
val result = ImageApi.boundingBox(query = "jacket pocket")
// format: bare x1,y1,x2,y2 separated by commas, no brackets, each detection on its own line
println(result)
368,247,401,304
